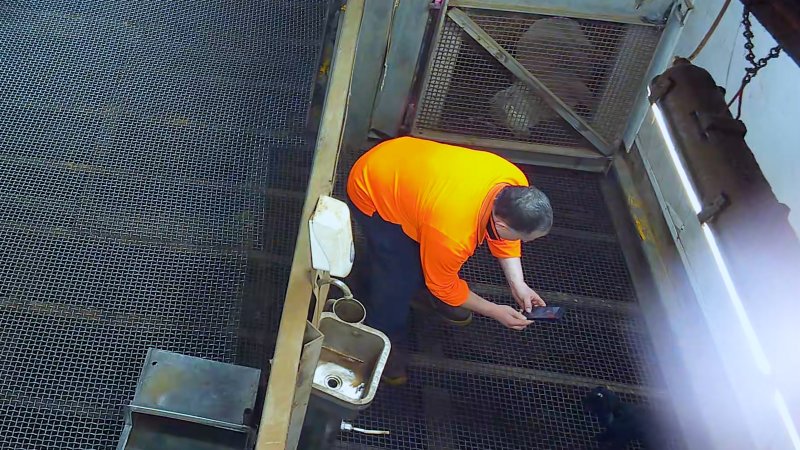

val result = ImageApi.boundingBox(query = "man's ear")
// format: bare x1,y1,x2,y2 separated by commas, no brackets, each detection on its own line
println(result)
493,216,511,231
493,221,514,240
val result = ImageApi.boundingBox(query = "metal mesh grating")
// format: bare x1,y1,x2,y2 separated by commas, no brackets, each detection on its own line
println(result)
77,173,268,248
463,166,636,302
528,165,616,234
338,367,682,450
463,233,637,301
410,297,658,386
336,374,429,450
0,228,249,447
413,9,661,148
0,404,122,450
0,0,331,447
236,262,293,368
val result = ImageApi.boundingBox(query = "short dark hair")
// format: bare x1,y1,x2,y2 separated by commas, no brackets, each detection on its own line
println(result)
494,186,553,234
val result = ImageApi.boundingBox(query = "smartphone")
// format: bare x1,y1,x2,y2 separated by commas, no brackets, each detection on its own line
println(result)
523,306,565,322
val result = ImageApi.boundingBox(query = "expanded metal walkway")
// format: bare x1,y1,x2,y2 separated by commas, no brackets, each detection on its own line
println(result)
0,1,331,448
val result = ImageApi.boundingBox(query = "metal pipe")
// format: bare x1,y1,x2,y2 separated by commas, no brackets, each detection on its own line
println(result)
316,277,353,300
648,59,800,448
647,59,800,285
341,421,390,435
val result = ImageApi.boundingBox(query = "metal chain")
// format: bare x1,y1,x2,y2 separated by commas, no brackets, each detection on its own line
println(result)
741,8,782,87
729,6,783,119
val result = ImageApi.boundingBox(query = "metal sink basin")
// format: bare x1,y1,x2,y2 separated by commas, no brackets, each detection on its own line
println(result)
311,313,390,410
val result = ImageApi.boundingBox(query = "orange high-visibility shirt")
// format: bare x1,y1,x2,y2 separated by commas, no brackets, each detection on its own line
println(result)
346,137,529,305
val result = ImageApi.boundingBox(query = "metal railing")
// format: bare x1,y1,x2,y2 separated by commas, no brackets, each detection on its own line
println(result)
256,1,365,449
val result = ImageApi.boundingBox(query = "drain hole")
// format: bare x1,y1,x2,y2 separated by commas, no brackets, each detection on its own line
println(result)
325,375,342,389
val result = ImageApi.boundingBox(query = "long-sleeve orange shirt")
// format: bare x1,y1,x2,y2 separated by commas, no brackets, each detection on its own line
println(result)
346,137,529,306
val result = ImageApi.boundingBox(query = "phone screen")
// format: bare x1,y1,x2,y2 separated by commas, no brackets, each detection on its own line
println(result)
524,306,564,321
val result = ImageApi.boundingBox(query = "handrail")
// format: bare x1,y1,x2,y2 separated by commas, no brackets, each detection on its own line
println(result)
255,1,365,449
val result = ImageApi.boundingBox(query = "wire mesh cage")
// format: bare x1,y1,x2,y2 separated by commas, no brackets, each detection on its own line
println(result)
412,8,662,151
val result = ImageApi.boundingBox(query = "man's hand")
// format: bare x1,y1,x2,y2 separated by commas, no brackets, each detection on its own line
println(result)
510,282,546,312
497,257,545,312
489,304,533,331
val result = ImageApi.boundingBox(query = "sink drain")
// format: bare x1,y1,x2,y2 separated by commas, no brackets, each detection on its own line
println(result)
325,375,343,390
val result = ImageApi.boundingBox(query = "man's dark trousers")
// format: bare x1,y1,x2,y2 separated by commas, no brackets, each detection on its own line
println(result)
348,204,424,347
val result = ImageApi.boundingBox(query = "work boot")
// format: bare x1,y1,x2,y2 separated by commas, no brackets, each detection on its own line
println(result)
411,291,472,326
381,347,409,386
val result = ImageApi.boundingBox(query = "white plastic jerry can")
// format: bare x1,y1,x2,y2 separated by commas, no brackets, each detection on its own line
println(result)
309,195,355,277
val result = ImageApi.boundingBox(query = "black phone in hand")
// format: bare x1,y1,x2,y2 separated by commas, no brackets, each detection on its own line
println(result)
523,306,564,322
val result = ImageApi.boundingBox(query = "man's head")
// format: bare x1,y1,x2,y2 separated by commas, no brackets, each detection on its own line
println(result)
492,185,553,242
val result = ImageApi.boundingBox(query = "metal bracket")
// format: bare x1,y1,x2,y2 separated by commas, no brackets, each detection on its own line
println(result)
446,8,614,156
641,0,672,25
694,112,747,140
697,193,729,224
676,0,694,25
647,75,675,104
